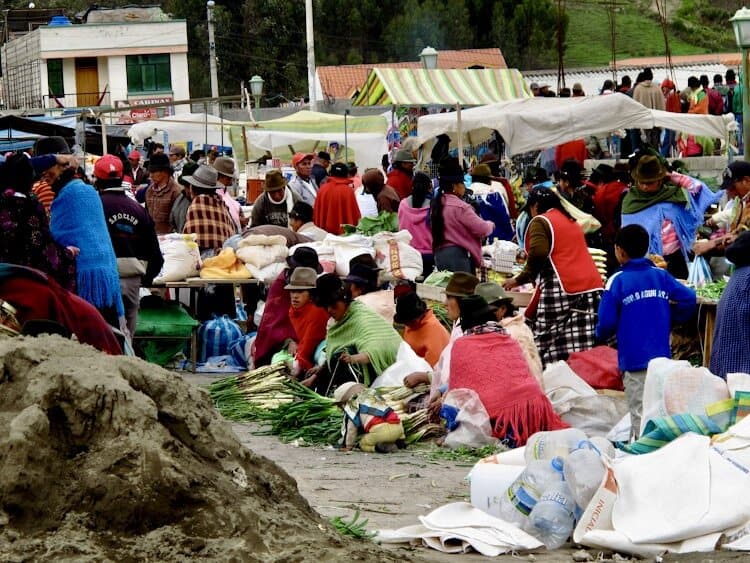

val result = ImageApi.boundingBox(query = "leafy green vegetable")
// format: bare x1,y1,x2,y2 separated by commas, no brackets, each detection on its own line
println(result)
329,510,376,540
696,279,727,301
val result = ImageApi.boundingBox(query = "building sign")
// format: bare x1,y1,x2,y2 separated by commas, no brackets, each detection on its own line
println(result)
116,95,174,124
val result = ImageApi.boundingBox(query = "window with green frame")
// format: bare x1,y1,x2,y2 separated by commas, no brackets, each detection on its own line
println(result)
47,59,64,96
126,54,172,93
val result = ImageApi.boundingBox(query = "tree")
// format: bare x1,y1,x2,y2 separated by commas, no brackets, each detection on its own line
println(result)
491,0,563,70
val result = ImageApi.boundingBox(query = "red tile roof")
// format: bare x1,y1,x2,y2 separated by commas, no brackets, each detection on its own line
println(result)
613,53,742,68
317,48,507,100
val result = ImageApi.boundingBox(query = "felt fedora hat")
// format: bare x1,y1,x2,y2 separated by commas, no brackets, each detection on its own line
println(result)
286,246,323,273
444,272,480,297
474,282,513,307
148,152,172,173
284,266,318,290
213,156,237,178
459,294,495,331
182,164,220,189
264,169,288,192
631,155,667,184
394,291,427,325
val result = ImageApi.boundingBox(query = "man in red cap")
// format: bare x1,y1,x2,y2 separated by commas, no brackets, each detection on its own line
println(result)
288,152,318,206
128,150,149,188
94,154,163,340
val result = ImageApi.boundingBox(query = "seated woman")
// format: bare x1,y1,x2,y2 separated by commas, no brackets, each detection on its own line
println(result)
284,266,329,377
344,258,395,324
447,295,566,447
306,274,402,395
394,291,450,368
0,263,122,355
475,282,543,382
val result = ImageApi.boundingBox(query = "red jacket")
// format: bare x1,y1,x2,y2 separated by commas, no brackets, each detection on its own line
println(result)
313,176,361,235
555,139,588,169
289,301,329,371
386,168,413,200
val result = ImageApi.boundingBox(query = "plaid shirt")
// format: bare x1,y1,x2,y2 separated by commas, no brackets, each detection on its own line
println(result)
183,193,235,251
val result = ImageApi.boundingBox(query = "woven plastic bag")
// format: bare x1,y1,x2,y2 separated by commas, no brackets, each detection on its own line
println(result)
197,314,243,364
442,388,497,449
687,255,712,288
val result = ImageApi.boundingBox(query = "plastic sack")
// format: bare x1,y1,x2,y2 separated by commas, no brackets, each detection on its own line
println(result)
566,346,624,391
326,234,375,276
641,358,730,437
199,247,251,279
235,234,288,269
197,314,243,364
442,388,497,449
687,255,712,288
229,333,255,369
372,230,424,281
371,341,431,388
153,233,200,283
288,240,337,273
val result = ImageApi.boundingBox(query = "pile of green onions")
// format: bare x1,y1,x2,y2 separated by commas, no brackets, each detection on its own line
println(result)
209,363,293,420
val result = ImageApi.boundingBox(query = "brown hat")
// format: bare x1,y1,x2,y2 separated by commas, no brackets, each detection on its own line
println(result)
284,266,318,290
444,272,480,297
148,153,172,173
471,163,492,179
632,155,667,184
213,156,237,178
333,381,365,405
264,169,288,192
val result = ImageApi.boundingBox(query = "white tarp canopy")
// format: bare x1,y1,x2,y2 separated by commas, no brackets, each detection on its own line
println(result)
128,113,231,148
417,95,733,156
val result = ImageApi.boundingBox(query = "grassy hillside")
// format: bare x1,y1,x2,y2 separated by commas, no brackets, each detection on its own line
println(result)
563,0,737,68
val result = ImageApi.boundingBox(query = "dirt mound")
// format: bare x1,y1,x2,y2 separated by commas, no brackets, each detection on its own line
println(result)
0,335,405,561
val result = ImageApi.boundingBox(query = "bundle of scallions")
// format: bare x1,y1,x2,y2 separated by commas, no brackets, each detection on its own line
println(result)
209,363,293,420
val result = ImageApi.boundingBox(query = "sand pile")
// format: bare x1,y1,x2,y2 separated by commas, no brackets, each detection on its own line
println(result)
0,334,404,562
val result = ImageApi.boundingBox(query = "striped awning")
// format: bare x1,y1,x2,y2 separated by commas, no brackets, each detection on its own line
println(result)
352,68,531,107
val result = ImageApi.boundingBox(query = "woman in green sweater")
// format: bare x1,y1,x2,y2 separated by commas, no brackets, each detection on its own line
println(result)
306,273,402,395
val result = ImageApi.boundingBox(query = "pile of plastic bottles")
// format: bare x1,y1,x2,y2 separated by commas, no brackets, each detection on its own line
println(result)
472,429,614,550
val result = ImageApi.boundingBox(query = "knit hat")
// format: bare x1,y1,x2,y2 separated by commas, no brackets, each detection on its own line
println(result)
394,291,427,325
631,155,667,184
333,381,365,405
292,152,315,167
474,282,513,308
394,148,416,164
444,272,479,297
286,246,323,273
182,165,220,189
34,136,70,156
459,295,495,331
213,156,237,178
264,169,288,192
93,155,124,180
330,162,349,178
284,266,318,290
148,153,172,173
128,150,141,161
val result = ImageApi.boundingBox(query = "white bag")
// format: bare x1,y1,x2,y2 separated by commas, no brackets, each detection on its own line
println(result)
372,341,431,388
442,388,497,449
235,234,289,269
372,230,423,281
245,261,286,286
153,233,200,283
326,233,375,276
288,241,336,273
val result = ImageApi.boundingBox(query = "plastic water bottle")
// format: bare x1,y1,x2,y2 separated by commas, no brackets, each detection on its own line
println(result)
562,448,605,511
497,457,564,531
524,429,588,464
529,480,577,549
589,436,616,459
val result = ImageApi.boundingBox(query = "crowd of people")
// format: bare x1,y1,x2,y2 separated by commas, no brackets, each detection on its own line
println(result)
0,101,748,452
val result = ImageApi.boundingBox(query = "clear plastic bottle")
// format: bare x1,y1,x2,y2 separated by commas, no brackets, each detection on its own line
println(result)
524,429,588,464
529,480,577,549
562,447,605,511
497,457,564,531
589,436,616,459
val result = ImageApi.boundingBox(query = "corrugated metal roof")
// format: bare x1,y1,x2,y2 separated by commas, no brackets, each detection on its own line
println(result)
316,48,507,100
352,68,530,107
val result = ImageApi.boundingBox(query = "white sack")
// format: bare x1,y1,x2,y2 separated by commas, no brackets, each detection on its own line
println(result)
371,230,423,281
442,388,497,449
235,234,289,269
153,233,200,283
325,233,374,276
372,341,431,388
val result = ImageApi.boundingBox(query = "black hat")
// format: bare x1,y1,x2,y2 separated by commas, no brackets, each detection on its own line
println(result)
721,160,750,191
286,246,323,273
589,163,614,185
459,295,495,331
330,162,348,177
34,136,71,155
394,291,427,325
438,156,464,182
317,151,331,162
559,159,582,184
289,201,314,223
148,152,172,173
344,262,380,289
178,161,200,187
315,273,348,308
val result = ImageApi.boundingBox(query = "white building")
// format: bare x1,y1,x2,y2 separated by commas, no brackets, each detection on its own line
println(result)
1,11,189,122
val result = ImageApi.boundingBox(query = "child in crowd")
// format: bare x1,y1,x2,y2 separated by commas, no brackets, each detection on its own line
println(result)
284,267,328,378
334,382,405,453
394,291,450,368
596,224,697,440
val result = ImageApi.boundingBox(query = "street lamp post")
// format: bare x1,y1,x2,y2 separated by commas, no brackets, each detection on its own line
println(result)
206,1,219,115
419,46,438,70
731,7,750,160
249,75,264,121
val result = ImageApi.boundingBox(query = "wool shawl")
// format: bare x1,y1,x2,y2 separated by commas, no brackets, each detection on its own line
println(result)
50,179,124,316
450,331,567,445
621,183,687,215
252,270,296,366
289,300,329,372
313,177,361,235
325,300,401,385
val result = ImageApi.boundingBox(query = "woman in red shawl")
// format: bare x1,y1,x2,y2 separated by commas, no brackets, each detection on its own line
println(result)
447,295,566,447
313,162,360,235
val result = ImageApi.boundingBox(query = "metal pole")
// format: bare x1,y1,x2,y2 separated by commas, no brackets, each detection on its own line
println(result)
254,95,260,121
220,101,224,149
305,0,317,111
344,109,349,163
204,101,208,147
744,49,750,160
207,1,219,116
101,118,108,155
456,102,463,171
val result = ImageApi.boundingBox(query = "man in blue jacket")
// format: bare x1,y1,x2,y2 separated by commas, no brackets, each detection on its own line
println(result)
596,224,696,440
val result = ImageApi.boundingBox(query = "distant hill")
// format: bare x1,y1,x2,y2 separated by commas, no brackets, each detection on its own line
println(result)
564,0,738,68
